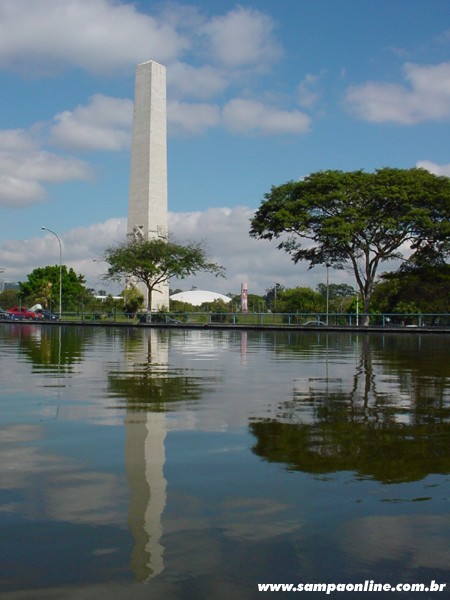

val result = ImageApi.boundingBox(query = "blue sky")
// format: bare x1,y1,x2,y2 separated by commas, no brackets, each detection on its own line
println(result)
1,0,450,296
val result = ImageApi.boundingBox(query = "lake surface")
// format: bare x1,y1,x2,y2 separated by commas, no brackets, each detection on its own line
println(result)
0,324,449,599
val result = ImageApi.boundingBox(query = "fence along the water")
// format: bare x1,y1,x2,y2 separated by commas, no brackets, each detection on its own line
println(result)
61,311,449,327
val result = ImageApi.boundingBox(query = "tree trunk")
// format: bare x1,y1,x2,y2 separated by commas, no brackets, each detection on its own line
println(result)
362,294,371,326
147,286,152,314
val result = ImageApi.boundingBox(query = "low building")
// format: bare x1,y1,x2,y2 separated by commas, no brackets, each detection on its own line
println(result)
169,290,231,307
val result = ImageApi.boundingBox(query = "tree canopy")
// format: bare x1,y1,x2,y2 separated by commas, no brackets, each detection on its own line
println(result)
0,289,19,308
372,262,450,315
250,168,450,323
316,283,355,300
102,237,225,311
272,286,324,314
19,265,89,310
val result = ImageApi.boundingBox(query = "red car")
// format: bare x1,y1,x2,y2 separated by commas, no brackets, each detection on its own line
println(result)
7,306,38,320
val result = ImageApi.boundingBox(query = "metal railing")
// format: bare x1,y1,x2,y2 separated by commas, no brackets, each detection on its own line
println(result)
51,311,450,328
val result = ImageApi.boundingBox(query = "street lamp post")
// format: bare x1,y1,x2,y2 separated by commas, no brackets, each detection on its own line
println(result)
41,227,62,318
355,292,359,327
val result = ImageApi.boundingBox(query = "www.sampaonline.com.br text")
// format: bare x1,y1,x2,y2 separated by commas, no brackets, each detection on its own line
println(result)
258,580,447,594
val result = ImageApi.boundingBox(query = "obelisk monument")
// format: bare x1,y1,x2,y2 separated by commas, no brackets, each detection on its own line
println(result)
127,60,169,311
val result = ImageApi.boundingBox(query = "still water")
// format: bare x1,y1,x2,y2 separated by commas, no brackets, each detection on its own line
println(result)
0,324,449,599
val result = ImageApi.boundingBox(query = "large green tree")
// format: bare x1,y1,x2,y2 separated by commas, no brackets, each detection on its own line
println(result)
250,168,450,324
19,265,90,311
102,237,225,312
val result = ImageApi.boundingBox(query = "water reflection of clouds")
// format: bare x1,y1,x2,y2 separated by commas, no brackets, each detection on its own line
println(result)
0,422,127,526
170,330,234,359
1,328,449,595
0,423,41,444
342,515,450,571
219,497,301,542
0,582,181,600
0,424,65,492
161,495,301,581
46,471,127,525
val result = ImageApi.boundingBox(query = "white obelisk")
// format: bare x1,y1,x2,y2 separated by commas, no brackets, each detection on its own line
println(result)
127,60,169,311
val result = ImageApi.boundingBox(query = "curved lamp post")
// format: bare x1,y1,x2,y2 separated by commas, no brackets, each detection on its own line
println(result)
41,227,62,318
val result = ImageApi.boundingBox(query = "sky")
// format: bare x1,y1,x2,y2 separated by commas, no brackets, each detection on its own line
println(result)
1,0,450,298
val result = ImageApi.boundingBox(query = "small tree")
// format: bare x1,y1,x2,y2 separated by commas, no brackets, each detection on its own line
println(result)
102,237,225,312
275,287,325,314
250,168,450,324
264,283,284,310
316,283,356,312
121,287,144,316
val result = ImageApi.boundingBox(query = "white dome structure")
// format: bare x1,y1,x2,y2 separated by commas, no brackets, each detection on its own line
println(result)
169,290,231,306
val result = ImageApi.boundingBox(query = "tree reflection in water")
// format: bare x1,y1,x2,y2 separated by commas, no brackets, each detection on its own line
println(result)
107,328,210,411
250,334,450,483
2,323,93,374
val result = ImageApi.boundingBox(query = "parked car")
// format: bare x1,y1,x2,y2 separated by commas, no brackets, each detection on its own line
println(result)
7,306,38,320
0,307,18,321
34,308,58,321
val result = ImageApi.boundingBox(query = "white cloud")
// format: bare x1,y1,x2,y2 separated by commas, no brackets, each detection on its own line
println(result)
168,62,229,101
50,94,133,151
0,129,38,152
0,0,188,74
168,207,347,295
167,98,310,136
168,100,221,135
222,99,310,135
297,73,323,108
0,85,310,206
0,150,90,183
0,208,353,295
62,218,127,286
0,128,93,207
201,6,282,70
0,175,45,205
0,2,309,147
345,61,450,124
416,160,450,176
0,217,126,287
0,2,283,80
